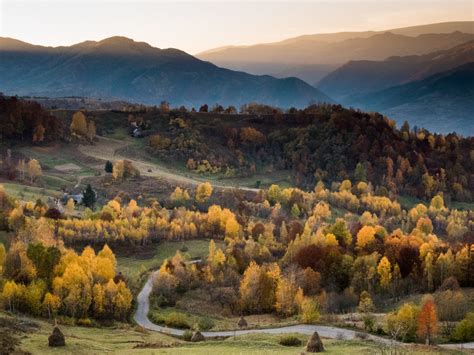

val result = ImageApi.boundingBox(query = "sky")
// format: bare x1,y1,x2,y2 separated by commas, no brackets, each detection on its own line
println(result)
1,0,472,54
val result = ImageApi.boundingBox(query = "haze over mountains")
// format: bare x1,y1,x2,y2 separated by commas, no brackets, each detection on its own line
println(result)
198,22,474,84
318,40,474,100
199,21,474,135
316,39,474,134
348,62,474,135
1,21,473,135
0,36,329,108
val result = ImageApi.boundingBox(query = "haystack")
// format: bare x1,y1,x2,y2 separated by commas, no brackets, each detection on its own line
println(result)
305,331,324,352
48,326,65,347
190,331,205,342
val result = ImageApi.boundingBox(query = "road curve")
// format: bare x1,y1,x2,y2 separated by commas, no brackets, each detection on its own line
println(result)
134,271,474,349
134,271,394,344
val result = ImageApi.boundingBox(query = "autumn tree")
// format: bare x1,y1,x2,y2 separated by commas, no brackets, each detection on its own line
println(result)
53,262,92,318
70,111,88,136
386,303,420,342
170,187,190,205
86,120,96,141
377,256,392,291
27,159,42,183
356,225,376,250
300,297,320,324
113,160,140,181
417,297,438,345
43,292,61,318
240,262,280,314
275,277,298,317
33,124,45,143
196,182,213,203
153,260,179,306
65,198,75,216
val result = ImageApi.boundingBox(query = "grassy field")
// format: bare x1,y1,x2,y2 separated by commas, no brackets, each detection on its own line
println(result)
148,304,299,332
11,317,179,354
18,145,97,190
2,181,63,202
16,324,468,355
165,335,466,355
1,305,469,355
116,239,223,282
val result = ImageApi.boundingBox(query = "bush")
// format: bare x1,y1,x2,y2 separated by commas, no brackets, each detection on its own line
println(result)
182,329,193,341
164,312,191,329
76,318,93,327
279,335,302,346
450,313,474,342
197,316,215,331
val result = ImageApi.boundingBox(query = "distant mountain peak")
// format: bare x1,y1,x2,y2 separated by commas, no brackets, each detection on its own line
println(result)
95,36,154,51
0,36,330,108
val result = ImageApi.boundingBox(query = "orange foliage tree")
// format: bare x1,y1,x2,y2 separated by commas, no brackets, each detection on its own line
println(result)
417,297,438,345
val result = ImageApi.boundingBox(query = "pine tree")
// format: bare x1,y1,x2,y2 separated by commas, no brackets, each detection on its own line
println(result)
105,161,113,173
83,184,96,209
355,162,367,182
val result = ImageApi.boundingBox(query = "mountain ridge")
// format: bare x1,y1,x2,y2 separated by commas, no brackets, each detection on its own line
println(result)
317,40,474,100
0,36,330,108
197,22,474,83
348,62,474,135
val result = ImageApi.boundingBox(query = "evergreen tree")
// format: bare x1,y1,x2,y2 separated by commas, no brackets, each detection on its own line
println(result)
83,184,96,209
105,161,113,173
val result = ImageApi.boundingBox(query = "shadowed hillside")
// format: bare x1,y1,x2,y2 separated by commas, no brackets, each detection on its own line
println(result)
0,36,330,108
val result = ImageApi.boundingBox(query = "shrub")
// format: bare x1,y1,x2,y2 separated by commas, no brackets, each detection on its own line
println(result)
451,313,474,342
279,335,302,346
182,329,193,341
76,318,92,327
164,312,191,329
197,316,215,331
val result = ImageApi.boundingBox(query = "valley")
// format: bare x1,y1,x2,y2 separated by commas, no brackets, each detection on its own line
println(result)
0,9,473,354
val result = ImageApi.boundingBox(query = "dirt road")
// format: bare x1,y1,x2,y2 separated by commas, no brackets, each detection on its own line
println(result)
79,137,259,192
135,270,473,349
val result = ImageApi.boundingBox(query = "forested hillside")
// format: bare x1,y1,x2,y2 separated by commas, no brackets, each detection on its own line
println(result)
128,103,473,202
2,97,472,202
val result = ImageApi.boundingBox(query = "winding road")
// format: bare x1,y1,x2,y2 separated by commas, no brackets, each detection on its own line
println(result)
134,271,474,350
134,271,393,344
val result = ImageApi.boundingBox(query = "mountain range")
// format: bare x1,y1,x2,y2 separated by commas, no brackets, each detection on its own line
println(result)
346,62,474,135
314,40,474,134
318,40,474,100
198,21,474,84
1,21,473,135
0,36,330,108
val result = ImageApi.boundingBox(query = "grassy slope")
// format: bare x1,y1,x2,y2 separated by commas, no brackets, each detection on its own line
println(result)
116,240,223,281
380,288,474,313
18,324,466,355
16,319,179,354
2,182,63,202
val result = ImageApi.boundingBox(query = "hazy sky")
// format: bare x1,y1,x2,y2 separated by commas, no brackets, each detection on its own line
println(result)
1,0,472,54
